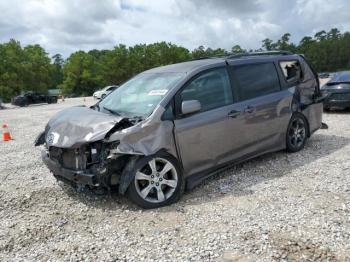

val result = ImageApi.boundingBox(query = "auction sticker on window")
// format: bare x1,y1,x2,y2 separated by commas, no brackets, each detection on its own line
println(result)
148,89,168,96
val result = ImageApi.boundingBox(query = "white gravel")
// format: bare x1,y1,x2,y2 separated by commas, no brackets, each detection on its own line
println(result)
0,97,349,261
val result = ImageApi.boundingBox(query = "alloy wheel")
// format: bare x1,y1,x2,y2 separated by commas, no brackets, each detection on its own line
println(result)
134,157,178,203
288,117,306,149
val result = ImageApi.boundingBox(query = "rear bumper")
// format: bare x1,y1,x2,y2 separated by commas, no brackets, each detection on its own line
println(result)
41,150,99,186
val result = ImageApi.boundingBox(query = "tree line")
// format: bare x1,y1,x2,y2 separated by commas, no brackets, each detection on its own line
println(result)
0,28,349,102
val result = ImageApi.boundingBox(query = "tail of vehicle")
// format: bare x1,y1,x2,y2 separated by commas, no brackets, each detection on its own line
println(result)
298,54,326,102
298,54,325,134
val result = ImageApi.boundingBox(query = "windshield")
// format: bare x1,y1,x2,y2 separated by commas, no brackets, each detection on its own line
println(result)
99,72,184,118
330,71,350,83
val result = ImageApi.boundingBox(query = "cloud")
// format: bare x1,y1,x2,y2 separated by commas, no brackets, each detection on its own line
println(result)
0,0,349,57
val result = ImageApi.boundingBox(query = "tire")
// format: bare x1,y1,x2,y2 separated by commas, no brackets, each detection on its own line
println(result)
126,153,184,209
21,100,29,107
286,113,308,153
323,106,330,112
50,97,58,104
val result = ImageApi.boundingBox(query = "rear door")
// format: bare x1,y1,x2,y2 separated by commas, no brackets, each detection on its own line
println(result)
227,62,292,155
173,67,236,176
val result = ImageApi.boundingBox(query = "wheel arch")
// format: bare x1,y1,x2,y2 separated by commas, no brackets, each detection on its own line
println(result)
118,149,182,195
292,111,311,137
289,96,311,138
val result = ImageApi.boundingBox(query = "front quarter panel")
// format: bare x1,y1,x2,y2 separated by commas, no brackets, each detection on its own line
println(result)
107,106,179,159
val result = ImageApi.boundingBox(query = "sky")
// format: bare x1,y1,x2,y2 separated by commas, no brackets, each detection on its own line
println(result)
1,0,349,57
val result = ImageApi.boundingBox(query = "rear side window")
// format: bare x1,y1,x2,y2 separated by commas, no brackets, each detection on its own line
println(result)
179,67,233,113
279,60,302,83
231,63,281,101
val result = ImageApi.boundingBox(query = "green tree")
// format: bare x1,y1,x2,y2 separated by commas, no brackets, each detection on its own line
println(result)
231,45,245,54
262,38,275,51
50,54,64,89
61,51,102,95
22,44,51,92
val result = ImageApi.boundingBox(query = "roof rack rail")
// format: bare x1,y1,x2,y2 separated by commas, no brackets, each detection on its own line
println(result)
189,55,228,61
190,50,294,61
226,50,293,59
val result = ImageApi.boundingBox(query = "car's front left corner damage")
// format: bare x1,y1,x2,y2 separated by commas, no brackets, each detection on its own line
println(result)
35,106,178,195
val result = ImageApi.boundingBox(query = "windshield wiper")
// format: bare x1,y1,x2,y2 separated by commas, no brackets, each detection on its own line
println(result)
103,106,121,116
129,115,144,123
90,103,100,111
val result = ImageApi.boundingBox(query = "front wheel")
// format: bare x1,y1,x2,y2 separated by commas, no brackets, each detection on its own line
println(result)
126,154,184,209
286,114,308,153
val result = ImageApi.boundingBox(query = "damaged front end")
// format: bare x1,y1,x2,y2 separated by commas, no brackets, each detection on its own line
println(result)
40,141,127,187
35,106,136,190
35,105,177,193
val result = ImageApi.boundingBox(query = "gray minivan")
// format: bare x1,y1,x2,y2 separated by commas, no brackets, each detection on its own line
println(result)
35,51,323,208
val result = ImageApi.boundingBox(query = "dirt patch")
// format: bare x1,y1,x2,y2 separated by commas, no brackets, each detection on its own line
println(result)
269,234,341,261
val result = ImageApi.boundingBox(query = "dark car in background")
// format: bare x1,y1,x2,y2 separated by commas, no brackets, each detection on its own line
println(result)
36,51,323,208
12,92,58,107
318,72,330,79
321,71,350,110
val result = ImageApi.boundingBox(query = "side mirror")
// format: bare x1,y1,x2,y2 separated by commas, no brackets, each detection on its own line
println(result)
181,100,201,115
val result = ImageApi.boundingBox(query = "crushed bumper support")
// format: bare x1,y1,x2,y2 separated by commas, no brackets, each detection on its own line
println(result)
41,150,99,186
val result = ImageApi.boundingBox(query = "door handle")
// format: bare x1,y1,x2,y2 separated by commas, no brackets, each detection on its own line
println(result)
227,110,241,118
244,106,255,114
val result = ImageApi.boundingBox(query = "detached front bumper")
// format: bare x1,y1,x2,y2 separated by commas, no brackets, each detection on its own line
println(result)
41,150,99,186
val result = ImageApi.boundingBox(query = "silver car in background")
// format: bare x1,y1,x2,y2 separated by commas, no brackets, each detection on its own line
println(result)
93,85,119,100
36,51,324,208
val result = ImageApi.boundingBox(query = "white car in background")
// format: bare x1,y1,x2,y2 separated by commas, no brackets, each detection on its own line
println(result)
93,85,119,100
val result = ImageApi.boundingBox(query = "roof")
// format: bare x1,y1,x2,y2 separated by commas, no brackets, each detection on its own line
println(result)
143,58,225,74
142,51,300,74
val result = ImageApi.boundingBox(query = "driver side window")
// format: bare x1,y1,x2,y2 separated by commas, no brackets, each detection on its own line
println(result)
179,67,233,113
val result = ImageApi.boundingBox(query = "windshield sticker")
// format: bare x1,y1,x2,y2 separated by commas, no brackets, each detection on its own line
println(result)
148,89,168,96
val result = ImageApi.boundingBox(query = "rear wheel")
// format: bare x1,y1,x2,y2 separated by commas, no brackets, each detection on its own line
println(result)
286,114,308,153
126,154,184,209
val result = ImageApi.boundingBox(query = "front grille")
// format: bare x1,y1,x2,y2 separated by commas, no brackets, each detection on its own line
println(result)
329,93,350,101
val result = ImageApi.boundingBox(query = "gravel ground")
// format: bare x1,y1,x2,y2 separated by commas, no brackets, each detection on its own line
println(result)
0,97,349,261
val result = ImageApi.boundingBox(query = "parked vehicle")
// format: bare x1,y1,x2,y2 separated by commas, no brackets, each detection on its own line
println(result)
11,92,58,107
93,85,119,100
322,71,350,110
35,51,324,208
318,72,330,79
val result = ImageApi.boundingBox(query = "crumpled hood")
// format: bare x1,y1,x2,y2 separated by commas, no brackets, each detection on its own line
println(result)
45,106,124,148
